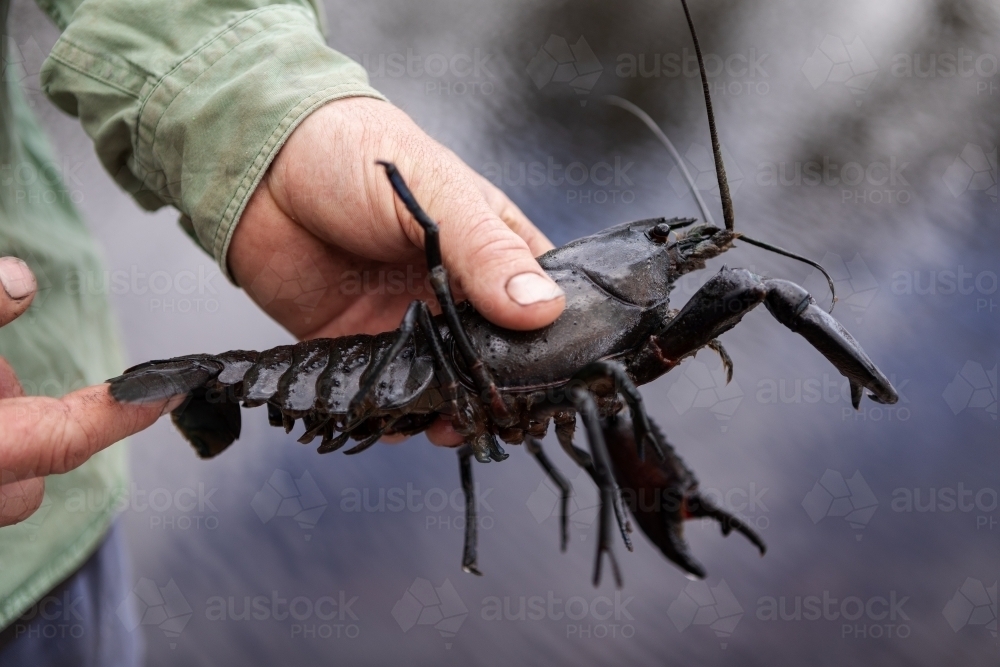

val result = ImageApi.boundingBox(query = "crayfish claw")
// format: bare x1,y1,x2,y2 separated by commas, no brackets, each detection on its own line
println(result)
658,516,706,580
850,380,864,410
686,493,767,556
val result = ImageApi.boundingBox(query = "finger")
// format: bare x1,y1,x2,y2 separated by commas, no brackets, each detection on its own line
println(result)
0,357,24,399
0,475,44,527
426,417,464,447
0,385,182,479
472,172,555,257
0,257,36,326
391,159,565,332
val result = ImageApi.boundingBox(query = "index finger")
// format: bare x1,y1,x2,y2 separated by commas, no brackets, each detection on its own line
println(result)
0,385,180,479
0,257,36,327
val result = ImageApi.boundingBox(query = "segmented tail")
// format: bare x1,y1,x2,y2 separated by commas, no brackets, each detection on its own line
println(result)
108,354,248,459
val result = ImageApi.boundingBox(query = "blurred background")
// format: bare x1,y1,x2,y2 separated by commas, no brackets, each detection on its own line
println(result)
8,0,999,664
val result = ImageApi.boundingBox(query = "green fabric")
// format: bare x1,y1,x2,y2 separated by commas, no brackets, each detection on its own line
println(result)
40,0,385,278
1,0,383,630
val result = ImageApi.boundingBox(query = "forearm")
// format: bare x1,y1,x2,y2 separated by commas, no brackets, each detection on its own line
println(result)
37,0,385,276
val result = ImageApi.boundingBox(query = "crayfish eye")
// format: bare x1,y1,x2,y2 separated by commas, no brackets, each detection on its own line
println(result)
648,222,674,243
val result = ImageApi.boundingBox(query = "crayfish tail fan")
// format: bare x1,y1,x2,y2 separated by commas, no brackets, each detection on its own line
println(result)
170,389,242,458
107,355,224,404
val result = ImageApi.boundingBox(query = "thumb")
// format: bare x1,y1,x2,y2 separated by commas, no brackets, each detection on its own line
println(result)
402,163,565,331
449,216,565,330
0,257,36,327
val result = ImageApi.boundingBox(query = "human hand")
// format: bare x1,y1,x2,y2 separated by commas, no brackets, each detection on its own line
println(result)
231,97,566,446
0,257,182,527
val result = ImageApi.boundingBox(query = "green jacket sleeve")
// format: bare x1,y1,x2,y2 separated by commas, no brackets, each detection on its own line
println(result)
37,0,386,279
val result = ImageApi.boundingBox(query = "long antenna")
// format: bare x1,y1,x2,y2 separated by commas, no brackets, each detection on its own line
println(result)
603,94,716,226
679,0,735,231
739,234,838,312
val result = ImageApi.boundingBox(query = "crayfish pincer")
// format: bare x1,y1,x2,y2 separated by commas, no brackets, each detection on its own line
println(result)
109,0,898,587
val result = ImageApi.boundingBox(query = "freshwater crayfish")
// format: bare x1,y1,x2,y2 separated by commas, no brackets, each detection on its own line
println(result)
109,0,899,586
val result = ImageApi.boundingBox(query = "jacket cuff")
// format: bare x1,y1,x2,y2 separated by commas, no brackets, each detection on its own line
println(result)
42,4,385,280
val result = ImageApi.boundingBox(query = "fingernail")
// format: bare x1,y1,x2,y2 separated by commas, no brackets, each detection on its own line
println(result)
506,272,564,306
0,258,36,300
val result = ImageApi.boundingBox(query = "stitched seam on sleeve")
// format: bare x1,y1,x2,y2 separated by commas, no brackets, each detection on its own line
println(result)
45,38,151,97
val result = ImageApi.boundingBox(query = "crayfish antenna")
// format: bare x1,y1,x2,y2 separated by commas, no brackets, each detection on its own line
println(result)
679,0,735,232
